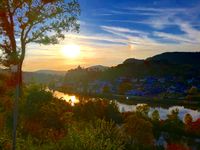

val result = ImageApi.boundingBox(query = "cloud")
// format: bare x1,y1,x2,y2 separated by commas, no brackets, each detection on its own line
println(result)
64,33,127,46
126,7,186,13
100,25,162,46
23,4,200,71
154,20,200,45
97,4,200,47
101,26,147,35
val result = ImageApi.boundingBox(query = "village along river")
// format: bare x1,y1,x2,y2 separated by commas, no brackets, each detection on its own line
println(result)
51,90,200,121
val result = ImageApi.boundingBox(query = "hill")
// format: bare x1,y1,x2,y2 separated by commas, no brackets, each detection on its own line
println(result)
64,52,200,82
123,58,144,64
147,52,200,66
35,70,66,76
87,65,109,71
23,71,63,84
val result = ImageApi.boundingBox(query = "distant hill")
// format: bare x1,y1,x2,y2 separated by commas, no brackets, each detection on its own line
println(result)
35,70,66,76
109,52,200,78
87,65,109,71
147,52,200,66
64,52,200,83
123,58,144,64
123,52,200,66
23,71,63,84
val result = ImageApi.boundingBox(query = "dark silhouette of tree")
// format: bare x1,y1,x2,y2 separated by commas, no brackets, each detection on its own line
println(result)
151,109,160,122
0,0,80,89
123,113,154,149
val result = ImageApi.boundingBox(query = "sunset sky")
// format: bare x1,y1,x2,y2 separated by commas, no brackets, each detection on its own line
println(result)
23,0,200,71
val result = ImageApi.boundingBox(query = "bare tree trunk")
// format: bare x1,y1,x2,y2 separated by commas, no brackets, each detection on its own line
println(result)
12,66,20,150
18,62,23,96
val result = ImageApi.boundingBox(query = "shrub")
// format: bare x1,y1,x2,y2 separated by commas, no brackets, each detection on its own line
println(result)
73,99,122,123
123,113,154,149
61,119,125,150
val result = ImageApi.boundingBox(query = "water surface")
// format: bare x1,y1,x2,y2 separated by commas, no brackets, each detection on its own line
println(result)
52,90,200,121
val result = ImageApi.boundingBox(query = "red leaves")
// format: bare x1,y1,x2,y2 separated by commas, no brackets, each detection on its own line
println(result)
42,0,57,4
189,118,200,131
0,5,15,50
167,143,191,150
23,120,43,138
0,10,9,30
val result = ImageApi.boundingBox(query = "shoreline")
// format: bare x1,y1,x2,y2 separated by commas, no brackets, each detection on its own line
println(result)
54,88,200,109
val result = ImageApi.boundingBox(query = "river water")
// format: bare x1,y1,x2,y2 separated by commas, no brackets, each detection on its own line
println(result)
51,90,200,121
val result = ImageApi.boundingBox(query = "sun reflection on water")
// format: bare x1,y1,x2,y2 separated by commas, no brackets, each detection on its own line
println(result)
53,91,79,106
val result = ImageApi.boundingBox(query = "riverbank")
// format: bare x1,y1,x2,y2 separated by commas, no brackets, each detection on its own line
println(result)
54,88,200,110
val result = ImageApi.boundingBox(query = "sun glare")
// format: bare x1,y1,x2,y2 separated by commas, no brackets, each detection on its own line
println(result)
62,44,81,58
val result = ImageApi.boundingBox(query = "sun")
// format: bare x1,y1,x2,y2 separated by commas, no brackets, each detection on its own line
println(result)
62,44,81,58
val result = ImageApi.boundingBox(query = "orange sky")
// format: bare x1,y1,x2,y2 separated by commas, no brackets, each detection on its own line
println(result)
23,32,200,71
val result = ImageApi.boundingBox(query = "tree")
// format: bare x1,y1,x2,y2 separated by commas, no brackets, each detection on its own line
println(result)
167,108,179,121
123,113,154,149
118,81,132,95
64,119,125,150
136,104,150,117
151,109,160,122
163,109,184,134
102,85,110,93
188,86,198,95
184,113,193,125
0,0,80,89
166,143,191,150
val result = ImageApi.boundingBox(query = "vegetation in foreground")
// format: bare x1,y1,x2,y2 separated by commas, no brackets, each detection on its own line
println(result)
1,79,200,150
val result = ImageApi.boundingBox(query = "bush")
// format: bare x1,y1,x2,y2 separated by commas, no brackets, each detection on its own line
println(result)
162,109,184,135
21,86,73,141
73,100,122,123
123,113,154,149
61,119,125,150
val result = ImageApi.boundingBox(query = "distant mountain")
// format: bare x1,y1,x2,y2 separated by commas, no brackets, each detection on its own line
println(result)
87,65,109,71
147,52,200,66
122,52,200,67
123,58,144,64
106,52,200,79
35,70,66,76
64,52,200,81
23,71,63,84
123,52,200,66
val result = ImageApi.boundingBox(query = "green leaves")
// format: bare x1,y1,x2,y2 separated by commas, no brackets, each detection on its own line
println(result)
0,0,80,67
63,119,125,150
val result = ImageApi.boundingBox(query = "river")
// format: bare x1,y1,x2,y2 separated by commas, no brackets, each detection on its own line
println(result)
51,90,200,121
50,89,200,149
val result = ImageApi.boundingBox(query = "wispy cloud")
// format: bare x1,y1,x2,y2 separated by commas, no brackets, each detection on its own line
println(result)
23,2,200,71
101,26,147,35
100,25,162,46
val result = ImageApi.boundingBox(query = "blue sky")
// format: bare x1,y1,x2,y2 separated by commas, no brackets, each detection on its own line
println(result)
24,0,200,71
78,0,200,46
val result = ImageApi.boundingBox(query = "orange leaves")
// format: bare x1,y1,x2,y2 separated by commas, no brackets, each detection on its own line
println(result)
184,113,193,125
2,142,12,150
20,23,27,30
